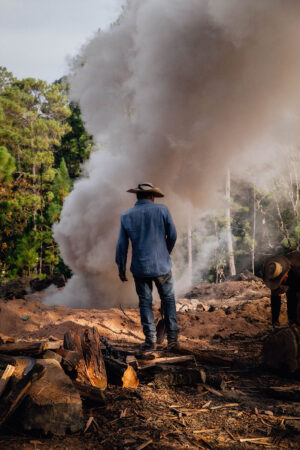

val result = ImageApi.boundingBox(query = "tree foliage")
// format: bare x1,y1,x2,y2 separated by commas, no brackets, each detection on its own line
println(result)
0,68,92,280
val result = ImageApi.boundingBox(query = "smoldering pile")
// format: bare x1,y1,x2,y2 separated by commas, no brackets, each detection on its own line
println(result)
48,0,300,309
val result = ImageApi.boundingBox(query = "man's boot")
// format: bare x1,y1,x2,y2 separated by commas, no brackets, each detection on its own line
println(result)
139,340,157,352
166,337,178,352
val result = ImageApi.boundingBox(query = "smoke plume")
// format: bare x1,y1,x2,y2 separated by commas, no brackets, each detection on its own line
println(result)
48,0,300,307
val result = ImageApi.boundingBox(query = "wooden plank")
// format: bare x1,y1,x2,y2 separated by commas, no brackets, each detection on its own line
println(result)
139,355,195,369
0,364,15,397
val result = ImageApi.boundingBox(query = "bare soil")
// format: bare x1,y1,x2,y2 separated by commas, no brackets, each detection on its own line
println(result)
0,280,299,449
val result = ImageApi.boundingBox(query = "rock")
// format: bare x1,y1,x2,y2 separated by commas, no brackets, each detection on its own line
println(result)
19,359,83,435
21,315,30,321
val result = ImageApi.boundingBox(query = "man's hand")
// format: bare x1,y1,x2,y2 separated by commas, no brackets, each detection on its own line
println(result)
119,271,128,282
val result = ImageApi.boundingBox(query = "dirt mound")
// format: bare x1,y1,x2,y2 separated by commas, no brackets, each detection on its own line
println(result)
0,279,277,346
185,279,269,303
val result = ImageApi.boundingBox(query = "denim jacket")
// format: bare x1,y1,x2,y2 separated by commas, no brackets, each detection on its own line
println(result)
116,199,177,277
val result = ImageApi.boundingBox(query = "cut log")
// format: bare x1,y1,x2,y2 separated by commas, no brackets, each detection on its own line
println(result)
262,327,299,373
176,345,234,366
0,341,45,356
142,366,225,389
0,364,15,397
63,329,107,390
0,363,44,427
18,359,84,436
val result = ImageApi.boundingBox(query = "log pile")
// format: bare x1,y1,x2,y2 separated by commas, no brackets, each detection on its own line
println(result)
0,328,227,436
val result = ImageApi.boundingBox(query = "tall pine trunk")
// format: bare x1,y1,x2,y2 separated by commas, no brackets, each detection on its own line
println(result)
251,185,256,274
225,169,236,276
187,207,193,286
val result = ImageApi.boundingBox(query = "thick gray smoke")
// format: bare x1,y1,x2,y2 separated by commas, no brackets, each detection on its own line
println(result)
48,0,300,308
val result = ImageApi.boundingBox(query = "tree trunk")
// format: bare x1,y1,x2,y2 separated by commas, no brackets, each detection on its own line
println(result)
225,169,236,276
187,206,193,286
251,185,256,275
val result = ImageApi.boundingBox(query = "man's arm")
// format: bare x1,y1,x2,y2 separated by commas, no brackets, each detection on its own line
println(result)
165,208,177,254
115,219,129,282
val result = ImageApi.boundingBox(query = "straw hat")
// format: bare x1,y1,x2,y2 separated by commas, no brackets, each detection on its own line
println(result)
127,182,165,198
263,255,291,290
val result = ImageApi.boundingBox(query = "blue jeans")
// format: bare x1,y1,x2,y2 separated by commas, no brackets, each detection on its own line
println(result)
134,271,178,343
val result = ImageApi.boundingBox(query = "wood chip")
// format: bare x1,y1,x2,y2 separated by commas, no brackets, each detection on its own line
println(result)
193,429,216,434
84,416,94,433
136,439,153,450
210,403,239,410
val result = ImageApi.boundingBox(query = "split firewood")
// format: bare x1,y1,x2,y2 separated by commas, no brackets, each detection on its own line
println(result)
0,364,15,397
122,365,139,388
0,362,44,427
104,356,139,388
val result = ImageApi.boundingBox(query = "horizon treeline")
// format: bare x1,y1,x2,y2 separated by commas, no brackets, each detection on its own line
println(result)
1,66,300,284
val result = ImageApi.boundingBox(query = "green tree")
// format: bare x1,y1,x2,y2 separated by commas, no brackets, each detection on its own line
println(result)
0,146,15,181
55,102,93,178
0,73,71,278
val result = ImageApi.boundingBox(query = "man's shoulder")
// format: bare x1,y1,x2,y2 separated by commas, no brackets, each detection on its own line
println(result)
121,207,135,219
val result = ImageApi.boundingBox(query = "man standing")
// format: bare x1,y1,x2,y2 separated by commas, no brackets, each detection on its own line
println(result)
116,182,178,351
263,251,300,327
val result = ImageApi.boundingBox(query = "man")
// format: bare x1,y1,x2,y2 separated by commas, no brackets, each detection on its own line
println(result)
263,251,300,327
116,182,178,351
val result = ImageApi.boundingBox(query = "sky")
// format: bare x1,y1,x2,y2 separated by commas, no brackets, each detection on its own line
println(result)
0,0,124,83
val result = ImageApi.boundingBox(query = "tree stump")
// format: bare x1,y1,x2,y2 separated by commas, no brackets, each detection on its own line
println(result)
262,327,300,373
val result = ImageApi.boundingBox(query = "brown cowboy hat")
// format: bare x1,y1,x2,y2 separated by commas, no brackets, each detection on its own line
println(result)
263,255,291,290
127,182,165,198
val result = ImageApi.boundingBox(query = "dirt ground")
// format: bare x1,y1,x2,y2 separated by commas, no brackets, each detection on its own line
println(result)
0,280,300,449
